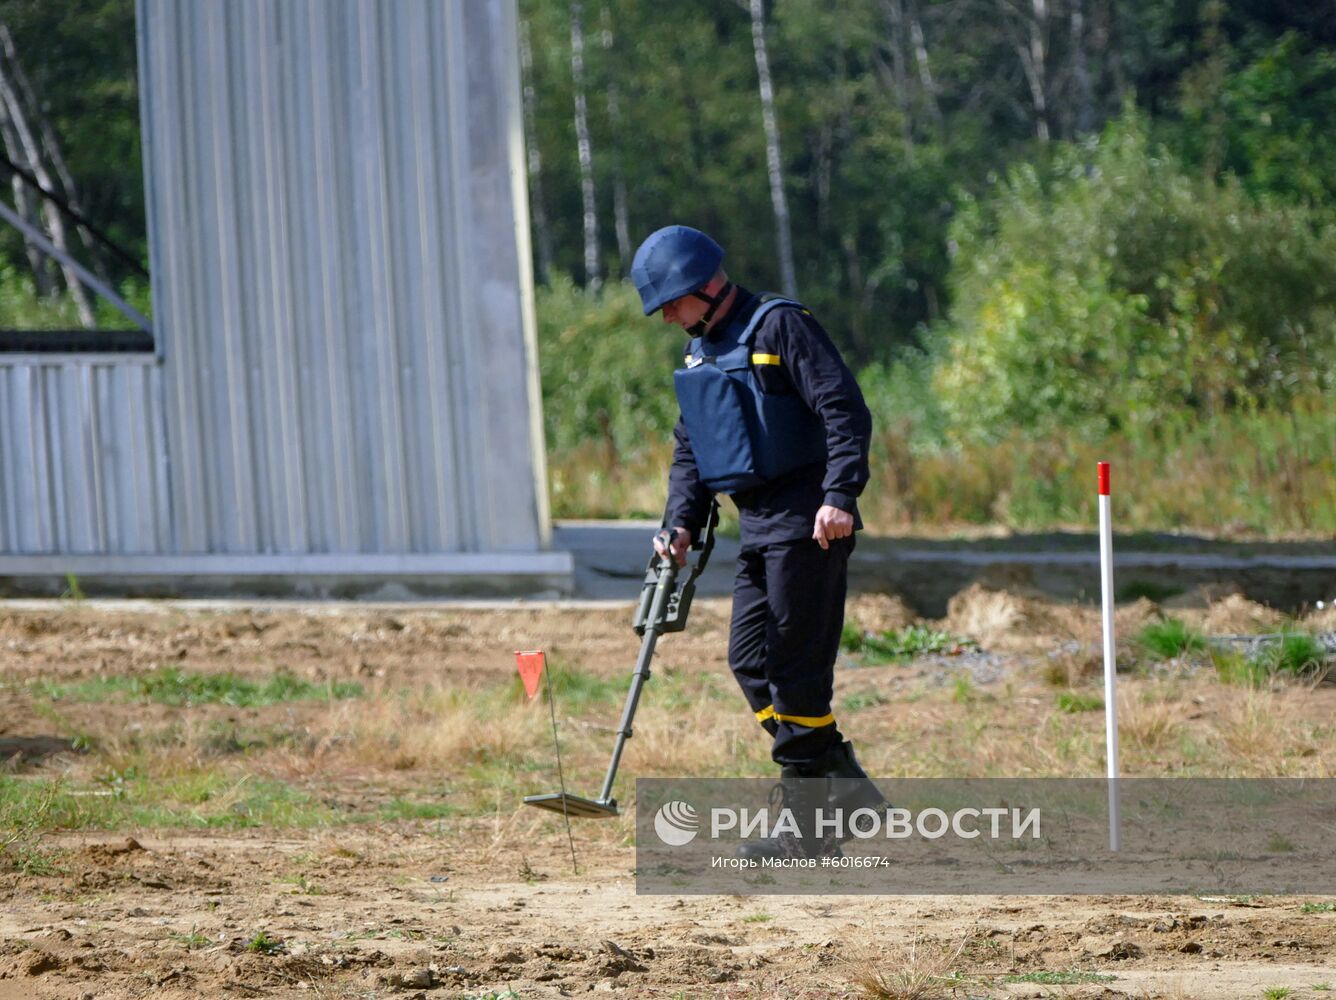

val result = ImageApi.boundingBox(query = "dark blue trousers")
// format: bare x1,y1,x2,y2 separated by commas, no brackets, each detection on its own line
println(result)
727,534,853,766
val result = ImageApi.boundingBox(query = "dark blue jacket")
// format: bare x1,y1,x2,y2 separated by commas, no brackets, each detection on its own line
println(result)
664,287,872,549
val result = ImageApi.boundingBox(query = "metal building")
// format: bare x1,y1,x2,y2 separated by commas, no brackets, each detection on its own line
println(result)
0,0,571,596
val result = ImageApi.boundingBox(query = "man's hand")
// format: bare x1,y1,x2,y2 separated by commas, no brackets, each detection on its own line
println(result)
654,526,693,567
812,504,853,550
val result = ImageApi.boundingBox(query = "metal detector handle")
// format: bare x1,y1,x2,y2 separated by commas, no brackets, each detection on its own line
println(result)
660,500,719,633
632,500,720,635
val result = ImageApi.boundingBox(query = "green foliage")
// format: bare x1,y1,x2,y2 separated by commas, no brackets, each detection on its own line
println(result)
1056,691,1104,713
245,930,285,956
935,112,1336,443
843,625,977,664
0,772,338,831
1138,619,1208,660
170,928,212,950
1301,903,1335,914
537,277,682,460
1251,633,1327,679
33,667,362,708
1213,650,1270,688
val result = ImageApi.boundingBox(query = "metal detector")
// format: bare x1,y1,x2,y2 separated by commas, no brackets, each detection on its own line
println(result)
524,500,720,819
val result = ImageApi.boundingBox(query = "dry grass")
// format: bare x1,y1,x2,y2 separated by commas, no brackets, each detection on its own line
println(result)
944,585,1026,649
847,593,917,635
1118,690,1186,756
849,930,972,1000
313,683,544,774
1198,593,1287,635
1039,643,1103,687
1217,690,1289,770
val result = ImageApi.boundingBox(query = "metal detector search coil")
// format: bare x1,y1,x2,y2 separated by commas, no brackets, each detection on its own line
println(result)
524,501,720,819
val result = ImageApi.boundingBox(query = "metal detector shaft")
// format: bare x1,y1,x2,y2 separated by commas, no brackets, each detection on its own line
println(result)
596,552,678,804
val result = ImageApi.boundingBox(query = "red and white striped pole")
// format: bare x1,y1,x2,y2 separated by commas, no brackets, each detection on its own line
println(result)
1098,462,1121,852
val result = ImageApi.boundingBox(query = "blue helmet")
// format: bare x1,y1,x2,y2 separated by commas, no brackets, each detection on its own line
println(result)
631,226,725,315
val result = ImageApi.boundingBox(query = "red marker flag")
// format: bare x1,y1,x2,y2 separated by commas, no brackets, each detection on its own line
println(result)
515,650,546,701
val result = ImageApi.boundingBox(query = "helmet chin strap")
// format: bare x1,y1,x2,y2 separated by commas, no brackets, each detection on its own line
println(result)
686,282,732,337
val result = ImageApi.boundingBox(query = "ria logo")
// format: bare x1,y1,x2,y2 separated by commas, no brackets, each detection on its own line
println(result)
653,800,699,846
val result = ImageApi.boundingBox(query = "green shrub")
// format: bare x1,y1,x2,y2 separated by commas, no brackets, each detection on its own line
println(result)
1213,650,1270,687
934,110,1336,444
1251,632,1327,679
1138,619,1208,660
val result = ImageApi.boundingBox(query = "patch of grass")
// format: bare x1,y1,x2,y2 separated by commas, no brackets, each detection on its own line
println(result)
1262,988,1292,1000
377,798,454,822
170,927,212,950
1311,982,1331,991
0,779,63,875
841,691,892,713
34,667,363,708
1300,902,1335,914
1040,645,1102,687
858,625,978,664
841,622,867,653
1138,618,1207,660
0,771,338,831
1266,833,1296,853
851,932,971,1000
742,912,773,923
1214,649,1271,687
277,874,325,895
1056,690,1104,713
1001,970,1116,985
246,930,285,955
1251,632,1327,679
951,675,977,704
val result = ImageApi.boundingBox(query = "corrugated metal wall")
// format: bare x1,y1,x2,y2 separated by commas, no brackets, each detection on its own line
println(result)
136,0,549,557
0,356,171,554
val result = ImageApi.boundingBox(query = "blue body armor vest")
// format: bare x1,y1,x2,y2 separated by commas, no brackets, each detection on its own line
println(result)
673,296,827,494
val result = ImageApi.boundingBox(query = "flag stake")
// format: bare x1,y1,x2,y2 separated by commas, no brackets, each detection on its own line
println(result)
541,656,580,874
1098,462,1121,852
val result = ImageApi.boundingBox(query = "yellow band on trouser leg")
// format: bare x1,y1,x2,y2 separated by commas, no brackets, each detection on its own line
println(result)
756,705,835,728
772,711,836,728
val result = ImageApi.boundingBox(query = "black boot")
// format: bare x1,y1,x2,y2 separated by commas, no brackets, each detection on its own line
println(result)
817,736,892,838
736,767,842,862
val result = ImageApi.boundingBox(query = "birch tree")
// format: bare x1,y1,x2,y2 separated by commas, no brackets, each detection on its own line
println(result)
749,0,797,298
569,2,600,290
1011,0,1052,142
0,34,95,325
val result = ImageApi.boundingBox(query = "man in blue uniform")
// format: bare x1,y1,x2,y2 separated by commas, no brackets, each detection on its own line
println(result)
631,225,886,860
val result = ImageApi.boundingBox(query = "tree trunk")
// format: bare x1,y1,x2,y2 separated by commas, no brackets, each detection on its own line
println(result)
1070,0,1095,134
0,50,95,324
1014,0,1051,142
569,2,601,291
0,22,111,286
518,19,554,285
600,5,631,275
877,0,916,148
909,11,944,132
749,0,797,298
0,111,52,297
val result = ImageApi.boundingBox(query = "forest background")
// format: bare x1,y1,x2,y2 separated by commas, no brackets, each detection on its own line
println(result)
2,0,1333,536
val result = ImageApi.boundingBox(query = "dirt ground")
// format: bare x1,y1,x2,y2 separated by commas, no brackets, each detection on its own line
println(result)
2,594,1334,999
